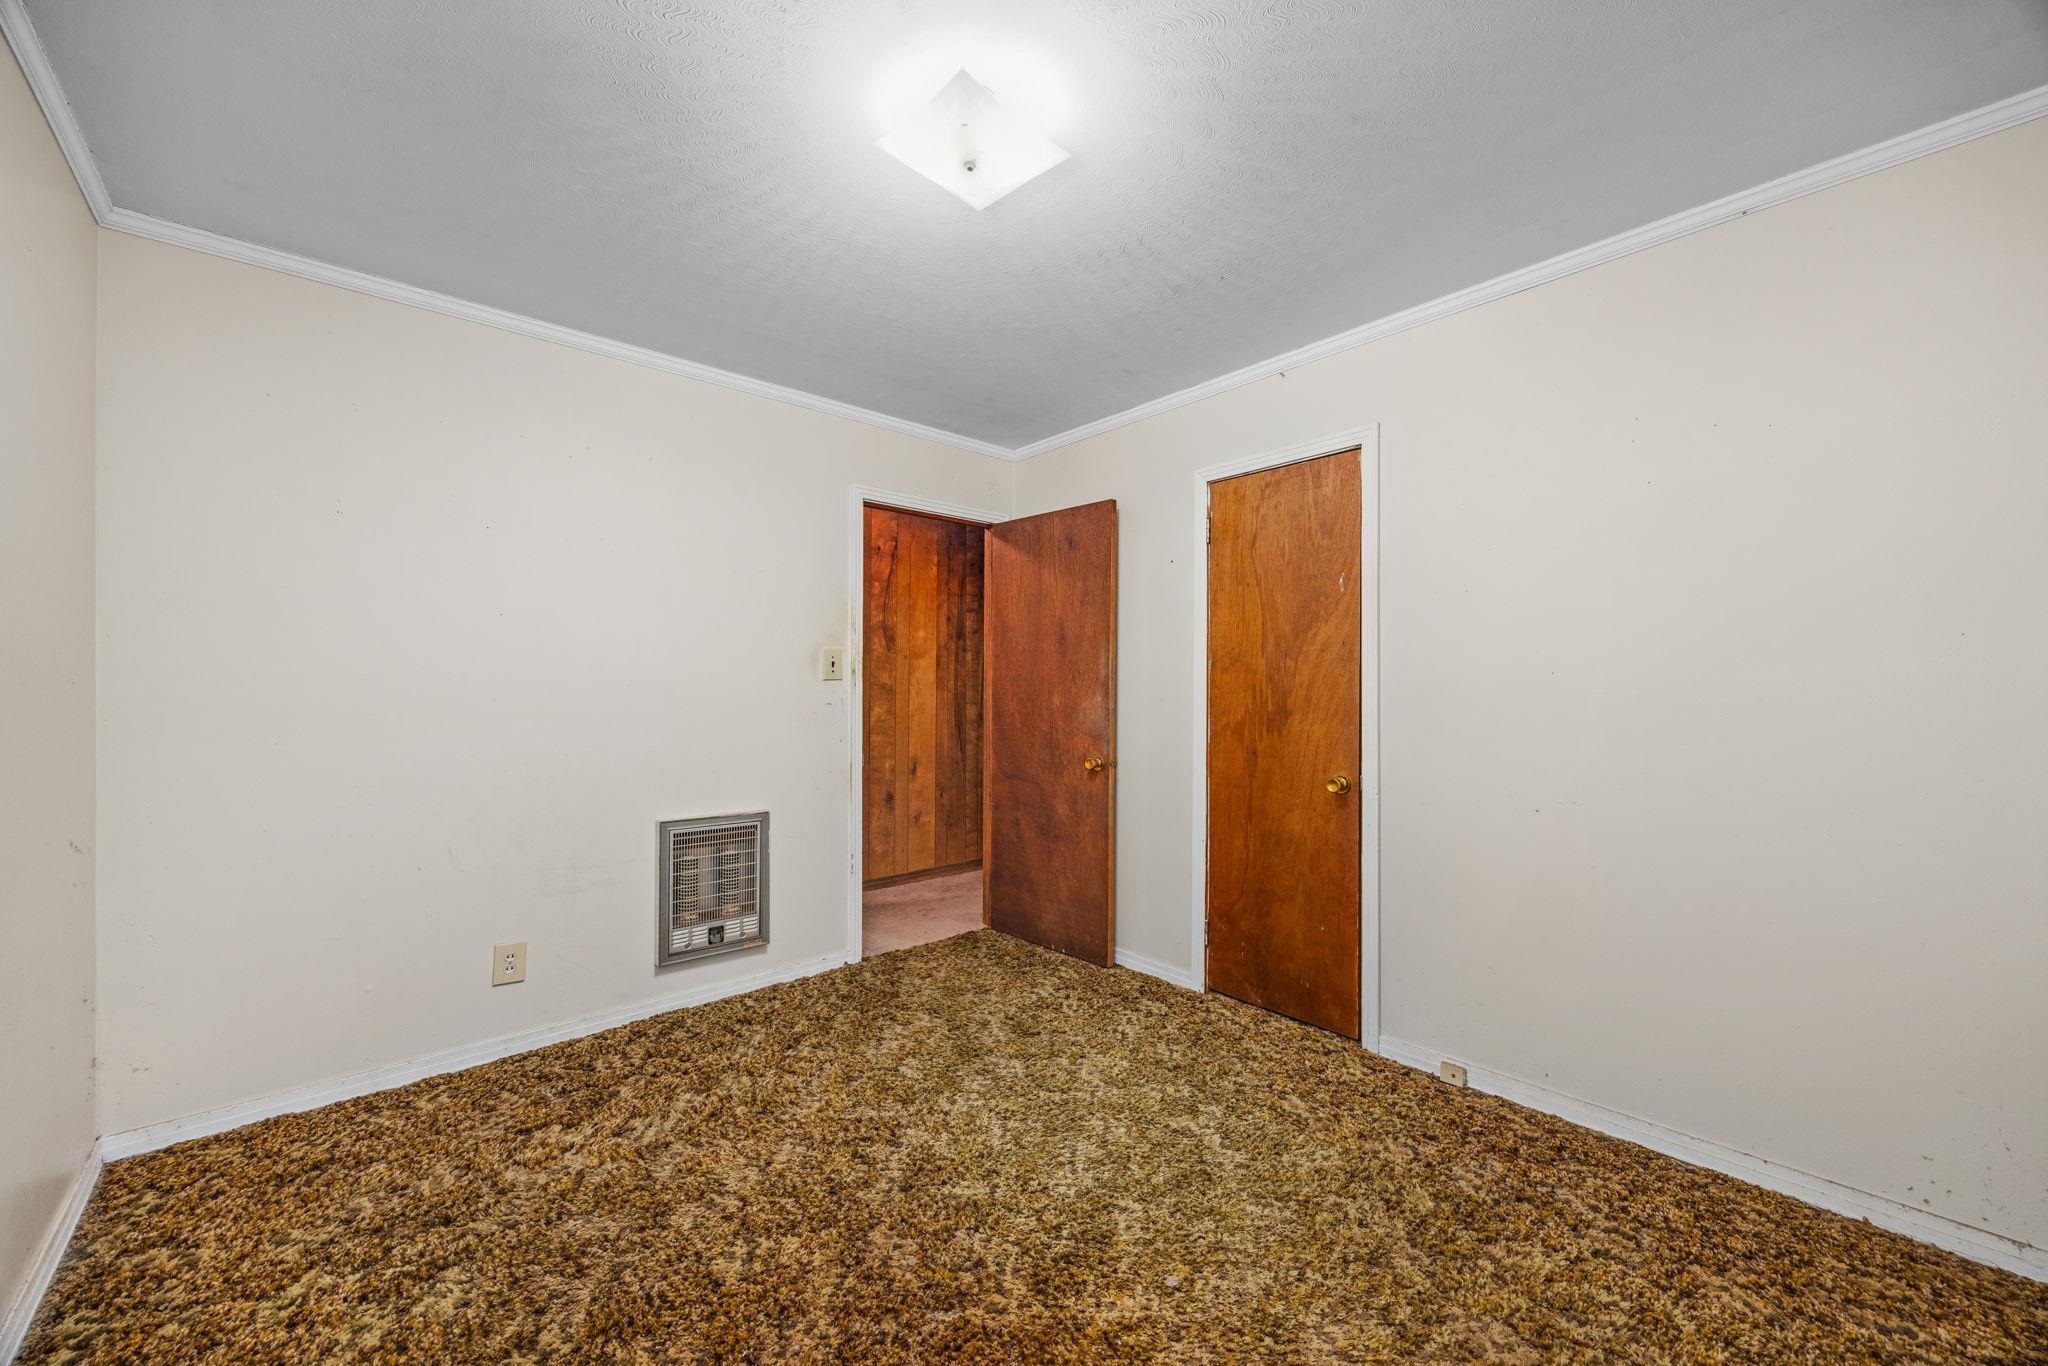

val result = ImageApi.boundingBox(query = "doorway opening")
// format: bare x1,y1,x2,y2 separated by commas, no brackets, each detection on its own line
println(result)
860,502,987,955
849,488,1119,968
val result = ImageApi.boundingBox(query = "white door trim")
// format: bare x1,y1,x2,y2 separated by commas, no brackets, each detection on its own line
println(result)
1191,426,1382,1049
845,486,1008,964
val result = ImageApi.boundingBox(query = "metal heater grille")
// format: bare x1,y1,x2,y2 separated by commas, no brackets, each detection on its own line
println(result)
658,812,768,965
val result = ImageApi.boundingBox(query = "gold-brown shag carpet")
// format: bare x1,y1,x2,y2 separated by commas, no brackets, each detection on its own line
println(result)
24,931,2048,1363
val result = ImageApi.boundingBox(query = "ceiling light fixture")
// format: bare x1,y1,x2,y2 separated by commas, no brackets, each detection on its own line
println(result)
877,67,1069,209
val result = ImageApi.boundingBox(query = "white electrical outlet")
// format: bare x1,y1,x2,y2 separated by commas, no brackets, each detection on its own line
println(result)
1439,1061,1469,1088
493,941,527,985
820,647,844,681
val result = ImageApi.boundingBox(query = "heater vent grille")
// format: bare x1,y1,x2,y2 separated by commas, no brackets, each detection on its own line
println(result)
659,812,768,965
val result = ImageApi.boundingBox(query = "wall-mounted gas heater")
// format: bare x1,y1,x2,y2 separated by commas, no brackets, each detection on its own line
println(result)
658,812,768,966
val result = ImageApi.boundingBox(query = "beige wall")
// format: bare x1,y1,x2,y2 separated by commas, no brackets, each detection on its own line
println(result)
0,43,98,1326
25,31,2048,1275
94,232,1010,1134
1016,119,2048,1251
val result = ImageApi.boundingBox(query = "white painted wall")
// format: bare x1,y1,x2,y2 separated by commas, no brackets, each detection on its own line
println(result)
94,232,1010,1134
0,39,98,1327
1015,119,2048,1252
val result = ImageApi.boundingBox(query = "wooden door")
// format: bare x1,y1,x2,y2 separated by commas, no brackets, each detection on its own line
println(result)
1206,451,1361,1037
983,501,1118,965
861,505,984,884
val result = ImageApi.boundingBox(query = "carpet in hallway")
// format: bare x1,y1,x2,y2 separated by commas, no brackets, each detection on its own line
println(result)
862,867,984,955
23,930,2048,1362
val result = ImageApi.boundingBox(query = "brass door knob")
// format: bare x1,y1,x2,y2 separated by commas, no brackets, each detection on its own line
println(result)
1326,775,1352,795
1083,755,1108,772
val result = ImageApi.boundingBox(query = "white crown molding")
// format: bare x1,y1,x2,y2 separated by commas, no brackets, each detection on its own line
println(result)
99,209,1015,460
0,1140,102,1362
13,0,2047,467
100,951,847,1160
1374,1035,2048,1284
3,5,1009,464
0,0,109,219
1009,81,2048,460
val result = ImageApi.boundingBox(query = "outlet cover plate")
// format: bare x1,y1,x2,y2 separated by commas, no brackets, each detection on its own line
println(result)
1439,1061,1469,1087
493,941,527,985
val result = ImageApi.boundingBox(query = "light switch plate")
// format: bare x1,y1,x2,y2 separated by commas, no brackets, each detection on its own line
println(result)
820,647,844,681
1439,1061,1469,1087
493,941,527,986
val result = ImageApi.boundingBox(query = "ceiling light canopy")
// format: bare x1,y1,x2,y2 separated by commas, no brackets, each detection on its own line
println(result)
877,68,1069,209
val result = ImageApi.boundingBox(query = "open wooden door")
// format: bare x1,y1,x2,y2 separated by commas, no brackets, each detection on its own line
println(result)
983,501,1118,965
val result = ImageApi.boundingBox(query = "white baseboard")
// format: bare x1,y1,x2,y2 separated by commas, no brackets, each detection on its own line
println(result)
100,953,849,1161
1375,1036,2046,1284
1114,946,1202,992
0,1141,102,1363
51,954,2046,1337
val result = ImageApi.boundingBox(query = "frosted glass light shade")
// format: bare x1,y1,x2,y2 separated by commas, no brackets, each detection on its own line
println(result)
877,69,1069,210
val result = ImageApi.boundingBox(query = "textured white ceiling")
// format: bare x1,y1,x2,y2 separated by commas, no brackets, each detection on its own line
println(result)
25,1,2048,449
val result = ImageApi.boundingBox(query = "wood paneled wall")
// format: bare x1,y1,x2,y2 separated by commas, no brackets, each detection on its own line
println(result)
862,505,984,884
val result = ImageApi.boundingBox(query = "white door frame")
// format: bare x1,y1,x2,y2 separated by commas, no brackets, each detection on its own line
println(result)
844,485,1008,964
1190,426,1382,1050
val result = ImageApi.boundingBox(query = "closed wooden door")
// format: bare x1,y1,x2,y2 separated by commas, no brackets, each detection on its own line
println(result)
1206,451,1361,1037
862,505,984,883
984,501,1118,965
